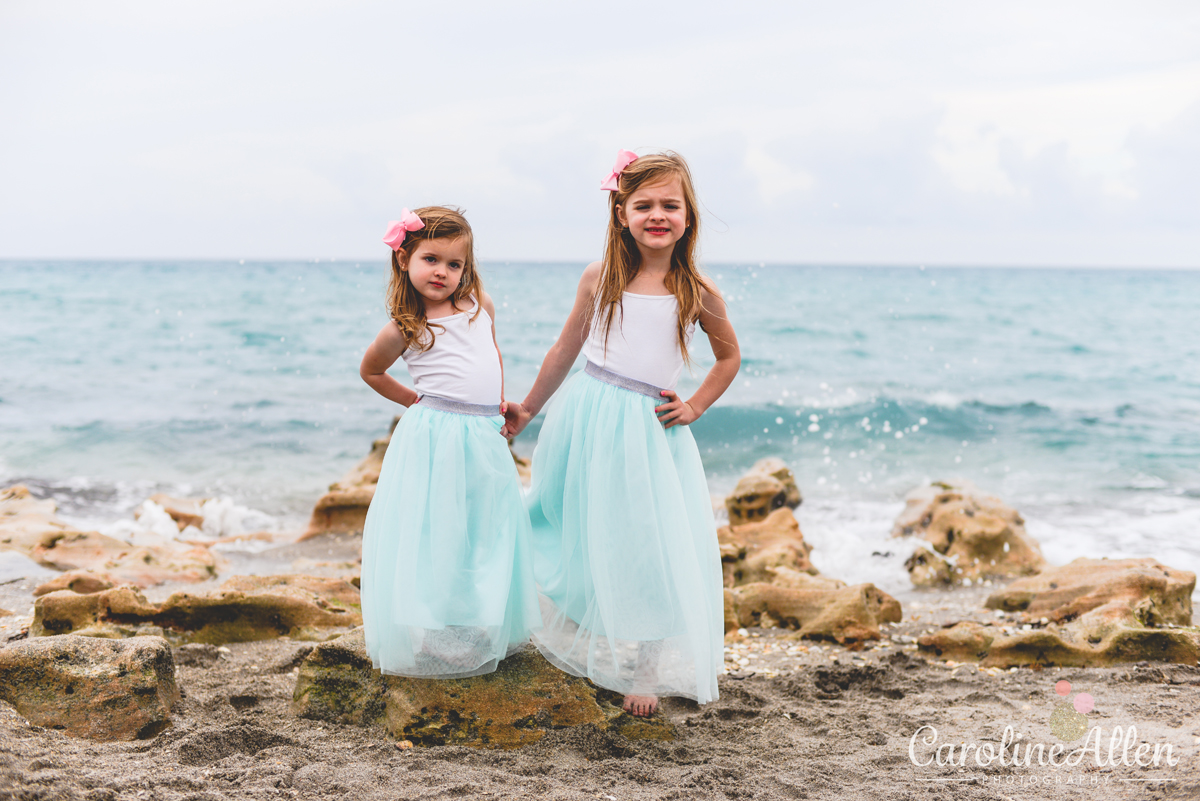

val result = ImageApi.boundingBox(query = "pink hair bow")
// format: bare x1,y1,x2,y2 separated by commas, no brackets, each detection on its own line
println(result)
600,149,638,191
382,209,425,250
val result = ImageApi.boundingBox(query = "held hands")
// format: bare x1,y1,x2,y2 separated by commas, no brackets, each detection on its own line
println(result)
655,390,699,429
500,401,532,438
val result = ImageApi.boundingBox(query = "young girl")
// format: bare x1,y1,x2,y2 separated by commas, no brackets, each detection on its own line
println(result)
359,206,539,678
502,151,740,715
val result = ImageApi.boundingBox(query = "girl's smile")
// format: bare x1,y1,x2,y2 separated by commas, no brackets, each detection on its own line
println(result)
617,177,689,253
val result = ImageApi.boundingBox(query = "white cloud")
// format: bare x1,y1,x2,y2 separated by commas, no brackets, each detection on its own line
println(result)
1,1,1199,265
932,64,1200,199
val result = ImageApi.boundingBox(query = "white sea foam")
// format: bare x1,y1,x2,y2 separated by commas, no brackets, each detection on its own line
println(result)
793,498,919,597
924,391,962,409
198,496,277,539
101,501,188,545
97,497,281,553
1025,496,1200,604
787,493,1200,606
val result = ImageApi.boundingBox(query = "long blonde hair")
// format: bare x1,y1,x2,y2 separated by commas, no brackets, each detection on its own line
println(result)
592,152,707,363
385,206,482,353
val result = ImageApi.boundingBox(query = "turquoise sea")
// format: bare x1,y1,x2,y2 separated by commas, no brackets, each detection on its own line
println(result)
2,261,1198,597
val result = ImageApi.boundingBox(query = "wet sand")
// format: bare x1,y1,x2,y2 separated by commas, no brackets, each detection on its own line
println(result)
2,583,1197,801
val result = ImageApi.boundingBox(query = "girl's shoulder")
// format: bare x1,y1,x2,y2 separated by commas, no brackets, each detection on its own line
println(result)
475,291,495,320
697,274,723,300
580,261,603,287
573,262,604,303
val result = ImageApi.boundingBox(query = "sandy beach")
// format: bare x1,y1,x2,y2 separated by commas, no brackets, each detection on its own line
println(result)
2,577,1197,801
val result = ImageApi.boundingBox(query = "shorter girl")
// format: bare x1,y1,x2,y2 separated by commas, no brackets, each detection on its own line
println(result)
359,206,539,678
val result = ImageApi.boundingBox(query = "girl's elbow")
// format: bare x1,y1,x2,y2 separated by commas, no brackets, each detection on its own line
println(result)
724,348,742,373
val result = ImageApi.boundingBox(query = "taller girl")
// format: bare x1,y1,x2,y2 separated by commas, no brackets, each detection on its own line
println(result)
504,151,740,715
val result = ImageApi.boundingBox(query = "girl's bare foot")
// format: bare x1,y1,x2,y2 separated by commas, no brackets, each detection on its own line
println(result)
622,694,658,717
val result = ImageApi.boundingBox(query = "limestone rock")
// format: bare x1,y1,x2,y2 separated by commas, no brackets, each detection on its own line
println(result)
33,569,121,597
0,484,67,554
892,480,1045,585
301,419,395,539
719,508,817,588
725,458,801,526
293,628,673,748
985,557,1193,624
917,621,997,662
903,546,953,586
1,484,219,587
918,558,1200,667
33,574,361,643
510,441,531,485
724,582,901,644
32,529,219,586
0,634,179,740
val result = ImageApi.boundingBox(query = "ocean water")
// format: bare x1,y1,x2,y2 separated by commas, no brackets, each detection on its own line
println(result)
2,260,1198,598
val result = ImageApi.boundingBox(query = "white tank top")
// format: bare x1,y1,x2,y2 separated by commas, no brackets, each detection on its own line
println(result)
401,296,502,405
582,292,694,390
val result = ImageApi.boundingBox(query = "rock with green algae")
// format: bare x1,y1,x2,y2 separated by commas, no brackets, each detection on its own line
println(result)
919,558,1200,667
292,628,675,749
0,634,178,740
32,574,361,644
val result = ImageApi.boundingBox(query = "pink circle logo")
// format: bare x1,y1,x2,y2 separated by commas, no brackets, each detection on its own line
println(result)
1049,681,1095,742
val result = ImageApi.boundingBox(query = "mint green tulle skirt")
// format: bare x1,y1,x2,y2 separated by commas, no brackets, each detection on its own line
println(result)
361,403,540,678
527,371,724,703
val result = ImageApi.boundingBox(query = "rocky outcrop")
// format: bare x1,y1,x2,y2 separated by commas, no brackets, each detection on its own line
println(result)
510,442,531,485
893,480,1045,586
292,628,673,748
919,558,1200,666
724,582,902,644
0,634,179,740
33,574,361,643
717,486,901,643
301,428,389,540
719,508,817,587
33,569,121,596
1,485,219,587
725,458,802,526
0,484,67,554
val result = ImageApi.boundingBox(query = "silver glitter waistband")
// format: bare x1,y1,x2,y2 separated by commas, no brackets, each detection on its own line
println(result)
584,361,668,400
416,394,501,416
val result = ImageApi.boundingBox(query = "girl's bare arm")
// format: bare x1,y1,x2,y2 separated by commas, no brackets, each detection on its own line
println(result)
657,281,741,428
360,322,419,407
520,261,601,417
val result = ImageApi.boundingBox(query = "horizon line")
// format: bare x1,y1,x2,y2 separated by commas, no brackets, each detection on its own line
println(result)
1,257,1198,272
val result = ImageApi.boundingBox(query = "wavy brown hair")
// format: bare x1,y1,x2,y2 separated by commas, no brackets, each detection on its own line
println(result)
591,152,709,364
386,206,482,353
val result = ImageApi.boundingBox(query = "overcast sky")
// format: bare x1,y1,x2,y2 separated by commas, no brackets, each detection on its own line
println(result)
2,1,1198,266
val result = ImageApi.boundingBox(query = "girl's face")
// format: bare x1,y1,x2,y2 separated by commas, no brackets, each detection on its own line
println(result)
402,238,468,305
616,176,689,256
